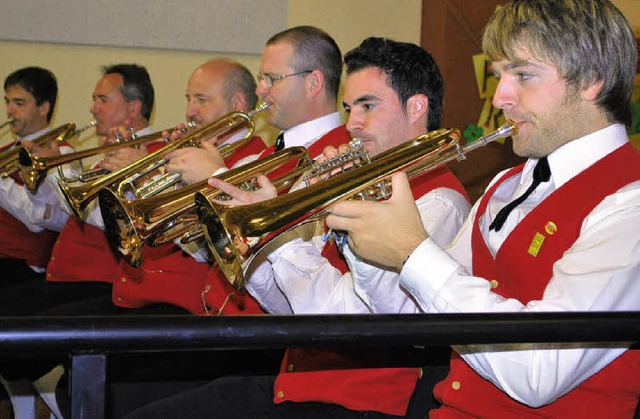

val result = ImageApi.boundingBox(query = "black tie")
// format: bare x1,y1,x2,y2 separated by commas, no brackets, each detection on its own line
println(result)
274,132,285,151
489,157,551,232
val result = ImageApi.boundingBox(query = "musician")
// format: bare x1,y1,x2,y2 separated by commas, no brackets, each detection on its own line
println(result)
324,0,640,416
0,66,73,419
0,67,70,286
127,38,470,418
107,58,267,316
197,26,351,316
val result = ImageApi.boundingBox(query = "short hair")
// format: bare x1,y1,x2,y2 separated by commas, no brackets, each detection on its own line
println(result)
4,66,58,122
482,0,637,127
222,61,258,110
102,64,155,121
344,37,444,131
267,26,342,101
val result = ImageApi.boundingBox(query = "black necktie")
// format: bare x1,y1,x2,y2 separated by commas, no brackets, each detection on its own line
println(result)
489,157,551,232
274,132,285,151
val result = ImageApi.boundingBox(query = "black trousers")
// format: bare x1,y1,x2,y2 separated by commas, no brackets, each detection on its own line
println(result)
125,375,404,419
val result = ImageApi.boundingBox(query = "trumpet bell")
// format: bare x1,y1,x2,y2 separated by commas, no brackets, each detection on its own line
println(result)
17,123,79,191
99,146,311,267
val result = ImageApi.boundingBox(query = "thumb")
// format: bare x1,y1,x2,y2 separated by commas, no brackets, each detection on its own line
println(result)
201,140,216,152
389,171,413,203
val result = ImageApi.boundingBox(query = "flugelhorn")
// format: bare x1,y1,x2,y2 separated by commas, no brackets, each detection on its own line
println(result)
0,117,14,130
197,121,518,290
17,121,96,191
1,122,78,178
18,121,187,193
99,146,311,267
59,103,268,217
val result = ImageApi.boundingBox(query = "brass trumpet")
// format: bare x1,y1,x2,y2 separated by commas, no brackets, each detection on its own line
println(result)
59,103,268,217
197,121,518,290
1,122,79,179
17,121,97,191
0,117,14,130
99,146,311,267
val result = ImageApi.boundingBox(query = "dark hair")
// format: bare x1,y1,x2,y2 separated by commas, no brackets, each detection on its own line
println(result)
267,26,342,100
102,64,155,121
483,0,637,126
223,61,258,110
345,37,444,131
4,66,58,122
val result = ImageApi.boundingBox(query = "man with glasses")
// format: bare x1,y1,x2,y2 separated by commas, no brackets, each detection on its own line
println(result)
198,25,352,316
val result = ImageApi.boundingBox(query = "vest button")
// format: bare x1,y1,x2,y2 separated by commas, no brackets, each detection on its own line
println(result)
116,297,122,302
452,381,461,390
287,364,294,372
121,276,127,283
277,390,284,398
489,279,499,289
50,256,55,261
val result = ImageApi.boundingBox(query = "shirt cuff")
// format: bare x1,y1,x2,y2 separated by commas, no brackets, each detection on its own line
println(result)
401,237,460,299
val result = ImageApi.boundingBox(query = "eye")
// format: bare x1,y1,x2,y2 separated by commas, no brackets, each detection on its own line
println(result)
362,103,374,111
343,106,351,115
517,72,533,81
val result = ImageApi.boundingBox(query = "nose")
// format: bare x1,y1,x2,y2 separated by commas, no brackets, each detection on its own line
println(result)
256,79,269,98
186,100,198,122
90,100,98,116
345,111,363,136
492,77,517,111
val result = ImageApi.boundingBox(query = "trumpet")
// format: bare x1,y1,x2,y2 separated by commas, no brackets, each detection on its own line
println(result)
59,103,269,217
99,146,311,267
0,117,14,130
17,121,97,191
197,121,518,290
1,122,79,179
18,121,184,193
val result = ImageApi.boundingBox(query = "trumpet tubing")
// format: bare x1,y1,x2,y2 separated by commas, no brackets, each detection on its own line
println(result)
59,104,268,217
2,122,78,180
99,146,311,268
0,117,14,130
198,121,518,290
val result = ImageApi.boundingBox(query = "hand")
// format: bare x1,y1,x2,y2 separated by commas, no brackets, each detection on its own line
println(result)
21,138,61,158
326,171,427,271
98,145,149,172
306,143,356,185
166,141,226,185
103,121,134,144
164,122,189,142
208,174,277,206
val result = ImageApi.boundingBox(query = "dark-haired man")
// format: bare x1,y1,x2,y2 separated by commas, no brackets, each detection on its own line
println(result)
128,36,470,418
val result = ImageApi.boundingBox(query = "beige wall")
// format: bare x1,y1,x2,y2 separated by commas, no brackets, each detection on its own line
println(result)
0,0,637,148
0,0,421,148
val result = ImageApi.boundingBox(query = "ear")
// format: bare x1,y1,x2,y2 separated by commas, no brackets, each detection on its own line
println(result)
305,69,325,98
405,93,429,125
37,101,50,119
582,78,604,102
229,92,248,112
127,99,143,118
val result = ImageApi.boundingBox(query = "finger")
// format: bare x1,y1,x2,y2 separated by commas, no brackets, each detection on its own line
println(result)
208,177,246,200
322,145,338,159
201,141,216,152
388,171,413,203
255,174,277,195
337,144,351,155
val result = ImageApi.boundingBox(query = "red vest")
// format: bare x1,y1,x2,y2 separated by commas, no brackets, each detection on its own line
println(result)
433,143,640,418
274,138,470,416
0,140,63,269
222,135,266,168
46,139,169,285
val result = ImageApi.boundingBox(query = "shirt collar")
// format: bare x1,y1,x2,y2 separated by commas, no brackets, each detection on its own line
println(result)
520,124,629,190
18,126,52,143
280,112,343,148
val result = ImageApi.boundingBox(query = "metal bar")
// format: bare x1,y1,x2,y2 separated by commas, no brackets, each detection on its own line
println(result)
0,312,639,355
70,353,107,419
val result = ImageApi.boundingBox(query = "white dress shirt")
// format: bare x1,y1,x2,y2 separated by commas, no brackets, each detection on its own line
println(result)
0,127,74,233
349,124,640,407
244,114,471,315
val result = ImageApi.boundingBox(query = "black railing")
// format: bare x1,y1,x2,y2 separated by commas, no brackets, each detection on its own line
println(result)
1,311,639,419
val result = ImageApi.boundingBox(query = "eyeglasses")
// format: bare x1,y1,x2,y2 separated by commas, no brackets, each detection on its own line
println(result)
257,70,312,88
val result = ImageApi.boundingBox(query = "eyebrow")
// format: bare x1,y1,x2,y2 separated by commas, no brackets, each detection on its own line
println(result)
343,94,380,108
